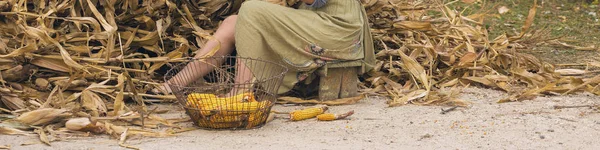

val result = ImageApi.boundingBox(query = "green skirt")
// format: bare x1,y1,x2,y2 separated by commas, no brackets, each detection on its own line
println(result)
234,0,375,94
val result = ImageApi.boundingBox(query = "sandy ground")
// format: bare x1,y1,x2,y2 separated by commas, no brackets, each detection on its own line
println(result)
1,87,600,150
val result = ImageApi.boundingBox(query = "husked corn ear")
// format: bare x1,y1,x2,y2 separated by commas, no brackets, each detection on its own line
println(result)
220,101,270,115
187,92,254,104
185,92,265,129
186,92,255,108
185,98,202,108
199,103,219,116
289,106,328,121
316,113,336,121
317,110,355,121
185,98,217,116
224,92,256,103
186,92,261,117
186,93,216,111
209,114,247,123
246,111,267,129
186,93,217,103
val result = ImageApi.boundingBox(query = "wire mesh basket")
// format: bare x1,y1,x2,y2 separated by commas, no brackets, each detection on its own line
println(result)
165,56,288,129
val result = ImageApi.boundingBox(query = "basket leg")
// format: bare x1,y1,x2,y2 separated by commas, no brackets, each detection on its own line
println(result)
318,67,358,101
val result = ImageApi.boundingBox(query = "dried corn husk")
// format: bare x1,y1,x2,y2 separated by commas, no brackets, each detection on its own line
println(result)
0,126,28,135
65,117,105,133
0,91,26,110
16,108,71,126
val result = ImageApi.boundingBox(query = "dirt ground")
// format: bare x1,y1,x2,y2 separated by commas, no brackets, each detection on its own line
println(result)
1,87,599,150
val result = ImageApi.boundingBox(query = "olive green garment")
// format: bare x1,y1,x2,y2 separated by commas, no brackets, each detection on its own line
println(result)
234,0,376,94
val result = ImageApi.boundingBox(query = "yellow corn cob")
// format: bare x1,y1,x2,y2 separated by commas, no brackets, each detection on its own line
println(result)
209,114,248,123
246,111,268,129
204,103,225,116
245,93,257,102
289,106,328,121
316,113,336,121
187,93,217,103
223,92,256,103
219,101,269,115
187,92,255,106
317,110,355,121
186,93,217,111
185,97,218,116
187,92,258,116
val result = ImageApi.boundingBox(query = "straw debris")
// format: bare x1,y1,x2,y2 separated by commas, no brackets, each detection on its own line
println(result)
0,0,597,143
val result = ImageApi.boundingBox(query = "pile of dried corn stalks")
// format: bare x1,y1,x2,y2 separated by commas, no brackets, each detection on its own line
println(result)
361,0,600,106
0,0,598,145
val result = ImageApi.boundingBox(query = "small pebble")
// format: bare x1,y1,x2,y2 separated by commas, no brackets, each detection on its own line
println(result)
548,129,554,132
540,135,545,139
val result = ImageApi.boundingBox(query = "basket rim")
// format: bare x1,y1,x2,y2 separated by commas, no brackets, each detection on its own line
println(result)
163,56,289,89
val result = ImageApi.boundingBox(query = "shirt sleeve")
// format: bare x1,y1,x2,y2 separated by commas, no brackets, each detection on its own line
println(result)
306,0,327,8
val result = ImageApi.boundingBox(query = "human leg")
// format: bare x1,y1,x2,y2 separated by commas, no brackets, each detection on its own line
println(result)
157,16,239,94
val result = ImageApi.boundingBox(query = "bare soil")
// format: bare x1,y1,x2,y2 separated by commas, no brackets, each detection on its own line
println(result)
1,87,599,150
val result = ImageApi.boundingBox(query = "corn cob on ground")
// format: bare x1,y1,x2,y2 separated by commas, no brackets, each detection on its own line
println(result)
289,106,328,121
317,110,355,121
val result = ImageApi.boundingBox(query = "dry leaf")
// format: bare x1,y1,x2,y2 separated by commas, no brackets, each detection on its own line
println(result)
0,126,28,135
112,73,127,116
398,51,430,91
118,128,140,150
555,69,586,76
551,40,598,51
518,0,538,38
81,90,108,117
563,74,600,95
459,52,478,66
388,89,428,107
34,128,51,146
